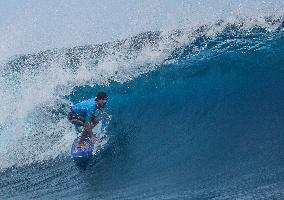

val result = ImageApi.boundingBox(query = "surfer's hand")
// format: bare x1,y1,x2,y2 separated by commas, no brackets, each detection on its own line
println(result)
102,111,110,118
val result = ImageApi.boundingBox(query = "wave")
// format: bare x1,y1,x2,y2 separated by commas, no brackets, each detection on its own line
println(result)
0,16,283,170
0,14,283,199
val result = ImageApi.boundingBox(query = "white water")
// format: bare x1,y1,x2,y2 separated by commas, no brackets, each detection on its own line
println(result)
0,0,283,59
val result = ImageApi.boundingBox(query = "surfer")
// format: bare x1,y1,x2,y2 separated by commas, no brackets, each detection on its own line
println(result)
68,92,109,149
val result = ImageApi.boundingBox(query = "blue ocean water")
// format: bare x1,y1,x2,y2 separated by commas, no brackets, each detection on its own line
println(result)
0,18,284,199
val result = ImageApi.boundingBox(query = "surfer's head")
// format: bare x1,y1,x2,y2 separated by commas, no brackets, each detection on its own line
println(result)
96,92,108,108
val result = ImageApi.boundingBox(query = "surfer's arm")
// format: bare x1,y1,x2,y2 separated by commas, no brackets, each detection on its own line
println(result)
99,108,109,119
83,116,99,131
102,111,109,118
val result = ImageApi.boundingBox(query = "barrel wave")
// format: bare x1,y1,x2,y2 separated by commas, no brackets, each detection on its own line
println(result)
0,18,284,199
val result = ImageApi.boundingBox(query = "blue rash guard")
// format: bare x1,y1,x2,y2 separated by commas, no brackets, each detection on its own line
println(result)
71,98,99,123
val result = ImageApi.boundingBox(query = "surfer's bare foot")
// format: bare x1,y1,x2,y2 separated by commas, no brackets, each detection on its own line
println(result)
91,135,97,144
77,142,88,149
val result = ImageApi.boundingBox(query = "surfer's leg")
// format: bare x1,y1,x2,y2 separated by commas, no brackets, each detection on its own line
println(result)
77,117,100,147
77,131,88,148
78,129,93,148
68,113,88,148
83,127,97,143
91,133,97,144
90,117,100,143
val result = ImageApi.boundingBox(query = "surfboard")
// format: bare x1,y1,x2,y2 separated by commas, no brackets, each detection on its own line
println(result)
71,138,94,158
71,133,109,159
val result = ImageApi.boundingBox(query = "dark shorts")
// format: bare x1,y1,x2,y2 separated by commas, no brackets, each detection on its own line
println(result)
68,112,86,126
68,111,98,126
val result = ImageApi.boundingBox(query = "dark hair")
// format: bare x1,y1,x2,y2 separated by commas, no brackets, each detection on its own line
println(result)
96,92,108,100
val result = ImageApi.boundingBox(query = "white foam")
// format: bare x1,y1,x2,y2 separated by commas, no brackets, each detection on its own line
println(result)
0,0,283,60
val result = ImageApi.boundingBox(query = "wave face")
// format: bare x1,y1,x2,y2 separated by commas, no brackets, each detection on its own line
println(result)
0,17,284,199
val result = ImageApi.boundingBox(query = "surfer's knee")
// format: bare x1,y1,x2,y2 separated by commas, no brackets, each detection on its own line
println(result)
70,119,84,126
68,112,85,126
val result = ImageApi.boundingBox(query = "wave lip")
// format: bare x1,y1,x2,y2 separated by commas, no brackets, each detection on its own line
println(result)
1,0,284,59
